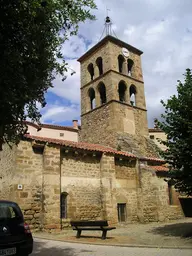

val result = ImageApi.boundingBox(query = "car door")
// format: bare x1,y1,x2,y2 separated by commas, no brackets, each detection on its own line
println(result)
0,202,26,245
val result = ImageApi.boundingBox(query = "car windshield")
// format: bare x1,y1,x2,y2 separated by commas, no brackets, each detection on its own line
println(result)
0,202,21,220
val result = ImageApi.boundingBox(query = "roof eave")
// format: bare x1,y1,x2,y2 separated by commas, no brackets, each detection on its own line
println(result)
77,35,143,63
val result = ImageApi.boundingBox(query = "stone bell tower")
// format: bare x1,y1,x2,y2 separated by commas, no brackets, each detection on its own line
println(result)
78,17,149,151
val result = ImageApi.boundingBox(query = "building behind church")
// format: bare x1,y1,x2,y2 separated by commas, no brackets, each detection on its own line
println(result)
0,30,186,231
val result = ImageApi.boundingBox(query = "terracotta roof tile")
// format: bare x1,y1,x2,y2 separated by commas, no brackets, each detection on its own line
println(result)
151,166,169,172
24,121,78,132
140,157,165,163
24,135,136,158
148,128,163,132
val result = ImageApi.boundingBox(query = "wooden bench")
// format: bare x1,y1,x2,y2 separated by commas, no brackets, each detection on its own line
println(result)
70,220,116,240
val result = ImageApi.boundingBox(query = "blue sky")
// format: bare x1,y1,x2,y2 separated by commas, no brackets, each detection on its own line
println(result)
40,0,192,128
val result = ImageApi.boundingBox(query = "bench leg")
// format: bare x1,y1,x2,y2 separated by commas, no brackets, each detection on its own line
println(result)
76,230,82,238
102,230,107,240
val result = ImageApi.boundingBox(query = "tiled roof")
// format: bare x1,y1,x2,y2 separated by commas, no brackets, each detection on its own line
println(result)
151,166,169,172
148,128,163,132
24,121,78,132
24,134,136,158
140,157,165,163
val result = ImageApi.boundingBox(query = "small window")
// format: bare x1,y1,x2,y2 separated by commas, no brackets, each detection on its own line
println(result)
117,203,127,222
88,88,96,110
130,85,136,106
98,82,107,105
60,192,68,219
60,133,64,137
96,57,103,76
87,63,94,80
150,135,155,139
127,59,134,76
118,81,127,102
118,55,125,73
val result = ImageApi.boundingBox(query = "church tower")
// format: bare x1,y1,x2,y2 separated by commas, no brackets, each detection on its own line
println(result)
78,18,149,151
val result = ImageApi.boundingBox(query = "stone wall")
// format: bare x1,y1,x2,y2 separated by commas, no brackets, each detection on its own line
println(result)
14,141,43,231
0,140,185,232
61,151,103,222
138,163,184,222
80,103,117,147
42,145,61,231
100,154,118,225
0,143,16,200
115,158,138,222
148,130,167,151
80,100,159,158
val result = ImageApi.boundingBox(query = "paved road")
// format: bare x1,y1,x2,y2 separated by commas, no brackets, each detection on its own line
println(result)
32,238,192,256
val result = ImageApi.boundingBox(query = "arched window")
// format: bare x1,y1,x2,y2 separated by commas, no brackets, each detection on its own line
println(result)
98,82,107,104
87,63,94,80
118,81,127,102
129,85,136,106
60,192,68,219
88,88,96,110
127,59,134,76
118,55,125,73
96,57,103,76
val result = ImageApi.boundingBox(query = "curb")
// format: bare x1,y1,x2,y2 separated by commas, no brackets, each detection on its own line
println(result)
33,235,192,250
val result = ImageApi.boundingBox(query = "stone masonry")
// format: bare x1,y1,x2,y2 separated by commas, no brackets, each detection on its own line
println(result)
0,138,184,231
79,36,157,158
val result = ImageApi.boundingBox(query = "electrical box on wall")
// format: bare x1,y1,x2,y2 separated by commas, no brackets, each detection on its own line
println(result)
17,184,23,190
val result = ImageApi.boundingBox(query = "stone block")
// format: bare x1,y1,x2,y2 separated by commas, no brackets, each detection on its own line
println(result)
54,188,60,194
44,224,60,230
20,192,28,198
22,204,32,211
34,213,40,218
24,215,34,220
25,210,35,215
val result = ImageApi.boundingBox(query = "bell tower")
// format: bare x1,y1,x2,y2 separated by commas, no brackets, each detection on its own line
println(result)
78,19,149,150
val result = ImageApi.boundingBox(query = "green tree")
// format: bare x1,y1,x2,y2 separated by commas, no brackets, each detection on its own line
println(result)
157,68,192,196
0,0,96,149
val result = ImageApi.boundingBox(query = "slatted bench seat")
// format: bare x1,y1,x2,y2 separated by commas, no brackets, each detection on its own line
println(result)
70,220,116,240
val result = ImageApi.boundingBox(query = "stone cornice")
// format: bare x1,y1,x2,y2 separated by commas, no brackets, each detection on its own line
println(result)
81,100,147,117
81,69,144,90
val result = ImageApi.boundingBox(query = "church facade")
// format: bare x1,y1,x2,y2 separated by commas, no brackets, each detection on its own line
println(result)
0,35,184,232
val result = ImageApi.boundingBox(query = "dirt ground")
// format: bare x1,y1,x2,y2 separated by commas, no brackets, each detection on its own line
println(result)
33,218,192,248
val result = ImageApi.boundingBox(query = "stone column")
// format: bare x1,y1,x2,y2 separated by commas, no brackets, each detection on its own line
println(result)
100,153,118,225
95,89,100,108
122,59,128,75
94,64,99,78
43,144,61,231
126,85,130,104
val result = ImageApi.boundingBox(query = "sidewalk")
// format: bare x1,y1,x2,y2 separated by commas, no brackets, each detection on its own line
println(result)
33,218,192,249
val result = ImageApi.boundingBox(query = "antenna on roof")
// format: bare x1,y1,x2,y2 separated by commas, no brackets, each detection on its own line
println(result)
99,9,118,41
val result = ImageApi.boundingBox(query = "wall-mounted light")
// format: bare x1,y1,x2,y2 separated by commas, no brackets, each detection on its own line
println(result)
18,184,23,190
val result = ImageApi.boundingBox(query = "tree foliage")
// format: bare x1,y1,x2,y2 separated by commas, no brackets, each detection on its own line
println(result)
0,0,96,149
157,69,192,196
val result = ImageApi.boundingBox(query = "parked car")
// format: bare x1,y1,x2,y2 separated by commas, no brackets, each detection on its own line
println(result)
0,200,33,256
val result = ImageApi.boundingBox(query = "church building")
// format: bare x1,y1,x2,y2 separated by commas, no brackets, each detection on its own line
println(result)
0,18,185,231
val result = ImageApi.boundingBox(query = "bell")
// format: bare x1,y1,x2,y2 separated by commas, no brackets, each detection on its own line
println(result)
106,16,111,23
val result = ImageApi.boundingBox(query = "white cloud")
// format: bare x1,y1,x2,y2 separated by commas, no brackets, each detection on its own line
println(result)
50,59,81,104
61,36,87,59
41,104,80,124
